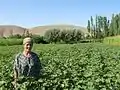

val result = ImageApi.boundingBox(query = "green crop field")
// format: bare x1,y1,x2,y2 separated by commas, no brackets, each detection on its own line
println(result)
1,43,120,89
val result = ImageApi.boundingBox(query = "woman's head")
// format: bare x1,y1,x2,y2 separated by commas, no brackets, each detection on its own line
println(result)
23,37,33,52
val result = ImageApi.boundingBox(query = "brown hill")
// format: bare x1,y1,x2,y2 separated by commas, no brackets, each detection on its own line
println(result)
29,24,88,36
0,24,88,37
0,25,27,37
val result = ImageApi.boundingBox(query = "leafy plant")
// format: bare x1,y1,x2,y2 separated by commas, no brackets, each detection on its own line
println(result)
1,43,120,89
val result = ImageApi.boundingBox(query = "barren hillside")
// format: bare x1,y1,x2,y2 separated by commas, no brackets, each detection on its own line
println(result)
29,24,88,36
0,25,27,37
0,24,88,37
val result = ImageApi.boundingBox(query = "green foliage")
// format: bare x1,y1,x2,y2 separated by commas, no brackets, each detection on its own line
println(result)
1,44,120,89
44,29,83,44
0,38,23,46
60,29,75,43
109,13,120,36
32,35,48,44
88,15,109,39
44,29,61,43
88,13,120,39
8,34,23,39
87,20,91,33
4,34,48,45
75,30,83,41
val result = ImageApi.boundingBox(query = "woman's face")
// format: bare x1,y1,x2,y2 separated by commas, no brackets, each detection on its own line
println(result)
24,42,33,52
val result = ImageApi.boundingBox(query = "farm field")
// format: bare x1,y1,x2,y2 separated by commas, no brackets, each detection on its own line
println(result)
0,43,120,89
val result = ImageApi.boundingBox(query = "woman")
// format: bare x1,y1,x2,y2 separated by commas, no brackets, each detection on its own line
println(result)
13,37,42,83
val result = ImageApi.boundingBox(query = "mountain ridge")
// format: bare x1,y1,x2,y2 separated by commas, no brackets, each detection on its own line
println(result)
0,24,88,37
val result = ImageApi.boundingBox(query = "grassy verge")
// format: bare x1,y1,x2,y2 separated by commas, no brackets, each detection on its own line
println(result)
0,39,23,46
103,36,120,45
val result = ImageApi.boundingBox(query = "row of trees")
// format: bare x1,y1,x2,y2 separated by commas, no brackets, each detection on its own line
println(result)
87,15,109,39
5,28,90,44
44,29,85,43
87,13,120,39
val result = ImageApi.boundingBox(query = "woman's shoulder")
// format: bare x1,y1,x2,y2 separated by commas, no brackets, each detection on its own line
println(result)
15,52,23,58
31,52,39,56
31,52,40,60
14,52,23,63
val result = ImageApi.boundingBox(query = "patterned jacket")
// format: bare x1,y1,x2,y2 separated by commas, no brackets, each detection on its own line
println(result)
13,52,42,78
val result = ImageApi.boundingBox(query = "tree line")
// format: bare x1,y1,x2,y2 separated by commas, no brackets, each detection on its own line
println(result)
5,29,87,44
87,13,120,39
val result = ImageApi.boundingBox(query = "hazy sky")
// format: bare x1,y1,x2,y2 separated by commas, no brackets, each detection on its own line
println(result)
0,0,119,28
